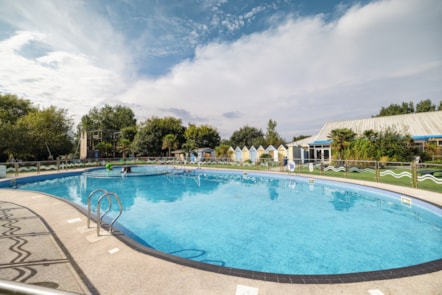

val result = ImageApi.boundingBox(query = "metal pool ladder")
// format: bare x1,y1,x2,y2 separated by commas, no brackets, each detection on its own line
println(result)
87,189,123,236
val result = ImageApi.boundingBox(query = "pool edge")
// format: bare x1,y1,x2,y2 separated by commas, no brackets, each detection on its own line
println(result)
1,168,441,284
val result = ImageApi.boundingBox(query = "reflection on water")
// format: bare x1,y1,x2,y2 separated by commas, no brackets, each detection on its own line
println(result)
329,190,356,211
16,170,426,216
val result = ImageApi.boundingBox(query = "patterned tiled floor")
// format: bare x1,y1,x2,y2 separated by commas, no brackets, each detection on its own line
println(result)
0,201,94,294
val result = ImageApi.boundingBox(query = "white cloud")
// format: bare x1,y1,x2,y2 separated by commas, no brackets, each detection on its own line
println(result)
0,0,440,141
244,6,267,20
121,0,441,139
0,1,133,122
0,1,133,74
0,31,126,119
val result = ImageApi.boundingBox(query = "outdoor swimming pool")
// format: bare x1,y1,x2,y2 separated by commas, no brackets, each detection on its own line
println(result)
8,166,442,276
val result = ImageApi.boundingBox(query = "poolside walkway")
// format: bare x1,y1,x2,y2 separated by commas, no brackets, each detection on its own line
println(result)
0,197,94,294
0,171,441,295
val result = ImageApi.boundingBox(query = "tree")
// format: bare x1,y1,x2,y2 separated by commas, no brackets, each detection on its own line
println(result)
342,129,379,160
328,128,356,162
182,141,197,158
96,141,113,158
344,129,379,161
117,126,137,159
424,141,437,159
8,106,74,160
79,105,137,158
375,127,415,161
0,93,36,124
214,144,231,160
373,99,440,117
373,101,414,117
229,126,265,147
401,101,415,114
35,107,73,159
184,124,221,149
265,119,284,147
184,125,199,150
162,134,178,157
416,99,436,113
119,126,137,142
345,127,415,162
198,125,221,148
0,94,38,161
80,104,136,132
132,116,185,156
345,137,373,160
2,123,33,160
117,138,132,159
362,129,378,140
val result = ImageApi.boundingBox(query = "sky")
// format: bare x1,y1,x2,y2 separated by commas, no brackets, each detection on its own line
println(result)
0,0,441,141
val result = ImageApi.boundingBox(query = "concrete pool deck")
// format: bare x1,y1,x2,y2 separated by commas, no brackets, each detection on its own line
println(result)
0,170,441,295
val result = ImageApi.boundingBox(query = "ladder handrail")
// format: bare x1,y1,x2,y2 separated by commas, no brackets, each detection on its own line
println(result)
97,192,123,236
87,189,123,236
87,189,109,228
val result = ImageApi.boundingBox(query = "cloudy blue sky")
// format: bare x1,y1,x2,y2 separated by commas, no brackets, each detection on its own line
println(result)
0,0,440,140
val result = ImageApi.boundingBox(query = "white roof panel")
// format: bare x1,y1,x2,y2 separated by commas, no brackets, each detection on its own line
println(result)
290,111,442,145
314,111,442,141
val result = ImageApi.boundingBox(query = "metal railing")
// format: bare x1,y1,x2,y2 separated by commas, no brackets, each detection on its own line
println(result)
0,279,79,295
1,157,441,193
286,159,442,193
87,189,123,236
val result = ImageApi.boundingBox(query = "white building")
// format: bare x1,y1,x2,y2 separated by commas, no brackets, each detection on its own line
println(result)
288,111,442,162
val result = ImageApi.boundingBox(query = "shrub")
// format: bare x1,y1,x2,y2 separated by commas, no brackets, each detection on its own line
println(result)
259,153,272,159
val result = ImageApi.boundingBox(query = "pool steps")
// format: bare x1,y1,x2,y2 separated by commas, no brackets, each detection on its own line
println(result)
87,189,123,236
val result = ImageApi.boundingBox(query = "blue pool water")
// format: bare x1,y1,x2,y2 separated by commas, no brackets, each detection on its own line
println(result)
12,167,442,275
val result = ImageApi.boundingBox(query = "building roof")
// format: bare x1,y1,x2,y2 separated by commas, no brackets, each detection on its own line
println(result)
291,111,442,146
288,136,315,147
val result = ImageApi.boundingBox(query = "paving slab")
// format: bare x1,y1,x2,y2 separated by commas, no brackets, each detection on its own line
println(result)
0,200,94,294
0,172,441,295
